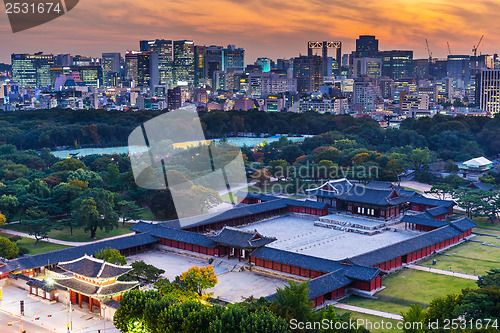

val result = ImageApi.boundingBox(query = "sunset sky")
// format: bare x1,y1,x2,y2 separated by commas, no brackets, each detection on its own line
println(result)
1,0,499,64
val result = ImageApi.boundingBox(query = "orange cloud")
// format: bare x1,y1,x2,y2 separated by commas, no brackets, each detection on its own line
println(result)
1,0,498,63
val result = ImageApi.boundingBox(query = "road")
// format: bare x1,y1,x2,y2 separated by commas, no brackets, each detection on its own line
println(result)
0,311,53,333
408,264,479,280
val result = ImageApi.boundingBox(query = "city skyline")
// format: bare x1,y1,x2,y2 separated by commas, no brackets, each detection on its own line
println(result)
1,0,499,64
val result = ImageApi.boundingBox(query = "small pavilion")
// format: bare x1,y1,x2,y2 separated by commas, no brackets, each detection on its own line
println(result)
54,255,138,316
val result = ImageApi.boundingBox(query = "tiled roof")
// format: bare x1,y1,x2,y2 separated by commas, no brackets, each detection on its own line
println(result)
308,189,338,198
58,255,132,278
284,199,329,210
450,217,477,232
425,206,451,217
401,215,449,228
307,270,353,299
208,226,276,248
335,185,409,206
348,225,464,267
250,246,345,273
306,179,353,195
55,277,138,298
409,195,455,208
159,199,289,229
131,222,217,247
367,181,395,189
468,182,494,191
6,233,158,273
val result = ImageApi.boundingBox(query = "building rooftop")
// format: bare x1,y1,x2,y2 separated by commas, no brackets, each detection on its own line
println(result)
208,226,276,248
58,255,132,279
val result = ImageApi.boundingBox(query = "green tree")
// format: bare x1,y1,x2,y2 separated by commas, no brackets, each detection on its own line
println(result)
405,148,431,173
117,200,143,225
0,212,6,226
0,194,19,220
67,168,103,188
0,236,19,259
72,188,119,238
22,206,52,246
51,158,86,171
94,247,127,265
107,163,121,188
113,289,163,332
272,280,313,324
400,304,426,333
477,269,500,288
129,260,165,283
240,309,289,333
268,160,290,181
426,185,453,200
208,304,248,333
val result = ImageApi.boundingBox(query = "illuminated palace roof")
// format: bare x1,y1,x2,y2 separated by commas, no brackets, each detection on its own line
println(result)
58,254,132,279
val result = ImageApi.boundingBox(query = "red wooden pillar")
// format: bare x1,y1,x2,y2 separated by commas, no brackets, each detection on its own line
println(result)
78,293,82,308
89,297,93,312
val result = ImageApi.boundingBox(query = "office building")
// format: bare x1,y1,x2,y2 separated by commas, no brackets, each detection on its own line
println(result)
194,46,206,85
352,58,382,78
224,45,245,71
102,53,121,88
356,35,379,58
11,53,54,88
140,39,174,86
447,55,472,86
400,93,430,115
54,54,72,66
479,69,500,114
379,50,413,80
125,51,140,84
255,58,272,73
173,40,195,86
293,55,323,93
137,52,159,89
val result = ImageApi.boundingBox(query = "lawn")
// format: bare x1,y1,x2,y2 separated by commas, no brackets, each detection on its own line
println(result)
220,184,266,202
342,269,477,315
335,308,402,333
0,233,69,255
418,240,500,275
402,186,423,194
3,223,135,242
473,235,500,246
471,217,500,235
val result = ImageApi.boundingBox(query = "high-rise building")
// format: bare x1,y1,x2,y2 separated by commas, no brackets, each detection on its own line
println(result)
54,54,72,66
356,35,379,58
447,55,472,85
293,55,323,93
379,50,413,80
352,58,382,78
205,45,224,81
140,39,173,86
255,58,272,73
479,69,500,114
78,65,102,89
194,45,206,85
102,53,121,87
137,51,159,89
125,51,139,84
224,45,245,71
173,40,195,86
11,53,54,89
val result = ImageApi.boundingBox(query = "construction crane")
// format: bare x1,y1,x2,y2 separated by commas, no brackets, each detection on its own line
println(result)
447,42,451,55
425,38,432,61
472,35,484,57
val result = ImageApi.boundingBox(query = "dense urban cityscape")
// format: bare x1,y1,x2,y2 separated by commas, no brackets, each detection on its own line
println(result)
1,2,500,332
1,34,500,121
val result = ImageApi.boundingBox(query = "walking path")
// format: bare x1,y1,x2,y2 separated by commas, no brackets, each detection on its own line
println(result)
408,264,479,280
333,303,403,320
0,228,135,247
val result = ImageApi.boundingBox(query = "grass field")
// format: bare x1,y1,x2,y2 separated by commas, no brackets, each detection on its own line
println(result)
3,223,135,242
473,235,500,245
0,233,69,255
220,184,267,202
342,269,476,315
419,240,500,275
471,217,500,235
335,308,402,333
402,186,423,194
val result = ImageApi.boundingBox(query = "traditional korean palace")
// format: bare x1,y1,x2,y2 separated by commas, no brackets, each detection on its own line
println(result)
54,255,139,313
0,180,477,309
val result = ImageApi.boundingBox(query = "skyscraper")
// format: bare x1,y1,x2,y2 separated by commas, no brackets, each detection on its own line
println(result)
194,45,206,85
137,51,159,89
356,35,379,58
447,55,472,85
205,45,224,81
140,39,174,86
378,50,413,80
102,53,121,87
224,45,245,71
11,53,54,88
479,69,500,114
125,51,139,84
293,55,323,93
173,40,195,86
